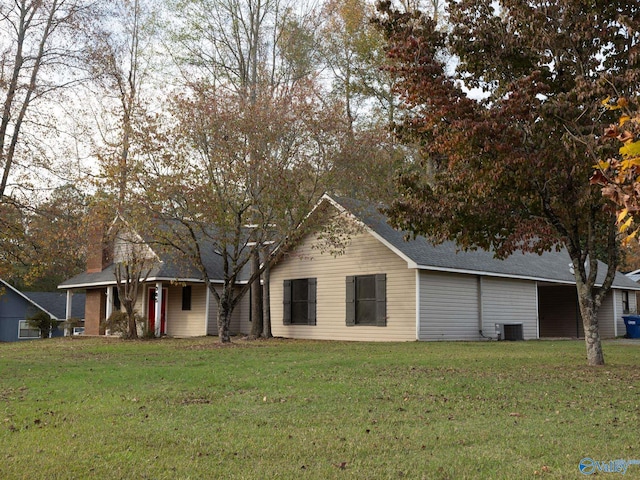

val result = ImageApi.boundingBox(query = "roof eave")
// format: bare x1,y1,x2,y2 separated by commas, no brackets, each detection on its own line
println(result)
58,277,247,290
1,279,60,319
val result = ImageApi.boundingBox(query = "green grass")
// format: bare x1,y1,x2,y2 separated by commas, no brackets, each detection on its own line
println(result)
1,337,640,479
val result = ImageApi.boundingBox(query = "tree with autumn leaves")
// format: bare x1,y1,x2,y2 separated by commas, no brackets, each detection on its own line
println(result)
376,0,640,365
593,98,640,244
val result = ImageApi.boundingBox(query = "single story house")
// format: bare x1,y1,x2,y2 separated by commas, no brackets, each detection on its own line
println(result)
0,278,85,341
269,195,640,341
625,269,640,307
58,218,251,337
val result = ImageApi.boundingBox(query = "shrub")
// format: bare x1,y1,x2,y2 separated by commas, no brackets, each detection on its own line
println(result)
26,310,61,339
102,311,144,339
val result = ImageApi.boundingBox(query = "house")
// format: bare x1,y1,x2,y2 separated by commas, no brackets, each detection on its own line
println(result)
625,269,640,309
269,195,640,341
58,218,251,337
0,279,85,341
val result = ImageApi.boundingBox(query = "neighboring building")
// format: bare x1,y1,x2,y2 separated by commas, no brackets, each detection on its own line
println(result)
625,269,640,309
0,279,85,342
269,195,640,342
58,218,251,337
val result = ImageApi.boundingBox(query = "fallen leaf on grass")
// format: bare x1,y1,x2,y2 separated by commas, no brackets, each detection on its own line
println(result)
334,462,347,470
509,412,522,417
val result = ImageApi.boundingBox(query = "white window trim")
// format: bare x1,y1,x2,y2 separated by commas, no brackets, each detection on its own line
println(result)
18,320,40,339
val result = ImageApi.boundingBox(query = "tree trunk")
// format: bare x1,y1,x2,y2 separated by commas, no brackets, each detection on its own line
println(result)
217,285,232,343
217,308,232,343
126,307,138,339
576,283,605,366
249,250,263,338
262,256,272,338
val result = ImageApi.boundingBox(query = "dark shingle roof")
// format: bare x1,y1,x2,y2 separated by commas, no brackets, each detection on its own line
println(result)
23,292,86,319
58,228,248,289
330,195,640,290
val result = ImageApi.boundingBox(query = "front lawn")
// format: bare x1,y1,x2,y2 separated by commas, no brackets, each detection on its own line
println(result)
1,337,639,479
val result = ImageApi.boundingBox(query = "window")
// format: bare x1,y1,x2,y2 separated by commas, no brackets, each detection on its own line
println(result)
283,278,316,325
346,274,386,326
18,320,40,339
182,285,192,311
622,291,630,314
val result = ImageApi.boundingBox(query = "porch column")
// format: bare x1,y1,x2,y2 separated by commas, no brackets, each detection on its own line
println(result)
105,287,113,320
65,290,73,337
155,282,163,337
65,290,73,320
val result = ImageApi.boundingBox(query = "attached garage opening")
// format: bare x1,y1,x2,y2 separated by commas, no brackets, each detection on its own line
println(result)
538,285,583,338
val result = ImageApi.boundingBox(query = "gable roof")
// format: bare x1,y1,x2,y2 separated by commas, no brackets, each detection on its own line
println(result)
0,279,85,319
59,220,250,290
626,269,640,283
23,292,86,320
324,195,640,290
58,248,233,289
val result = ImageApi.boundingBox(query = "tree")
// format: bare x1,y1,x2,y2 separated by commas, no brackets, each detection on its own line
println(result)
376,0,640,366
112,226,155,338
165,0,330,339
316,0,409,204
0,0,100,202
319,0,389,130
137,82,341,343
89,0,161,208
0,184,87,291
592,99,640,247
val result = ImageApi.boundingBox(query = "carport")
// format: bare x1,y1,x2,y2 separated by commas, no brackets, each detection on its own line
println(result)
538,284,583,338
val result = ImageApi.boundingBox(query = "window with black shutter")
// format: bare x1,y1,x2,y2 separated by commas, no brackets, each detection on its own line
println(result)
346,274,386,326
283,278,316,325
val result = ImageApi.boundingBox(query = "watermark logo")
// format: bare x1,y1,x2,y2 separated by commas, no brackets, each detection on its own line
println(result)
579,458,640,475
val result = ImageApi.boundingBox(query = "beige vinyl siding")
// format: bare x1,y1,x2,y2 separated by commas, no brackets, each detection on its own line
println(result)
113,234,155,264
231,286,250,335
481,278,538,340
419,271,480,341
166,284,207,337
206,285,250,336
270,229,416,341
137,283,211,338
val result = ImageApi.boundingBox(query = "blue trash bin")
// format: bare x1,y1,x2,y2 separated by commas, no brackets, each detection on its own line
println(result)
622,315,640,339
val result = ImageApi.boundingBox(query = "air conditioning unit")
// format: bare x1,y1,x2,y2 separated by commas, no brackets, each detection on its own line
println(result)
495,323,523,341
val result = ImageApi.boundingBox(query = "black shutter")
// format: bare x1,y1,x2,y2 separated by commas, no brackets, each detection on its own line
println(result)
346,276,355,326
375,274,386,327
113,287,121,310
283,280,292,325
307,278,317,325
182,285,192,311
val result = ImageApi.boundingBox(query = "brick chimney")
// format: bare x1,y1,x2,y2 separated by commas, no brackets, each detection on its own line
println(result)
86,214,112,273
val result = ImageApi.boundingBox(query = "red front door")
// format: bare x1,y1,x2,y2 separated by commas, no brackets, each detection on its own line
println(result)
148,287,167,335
